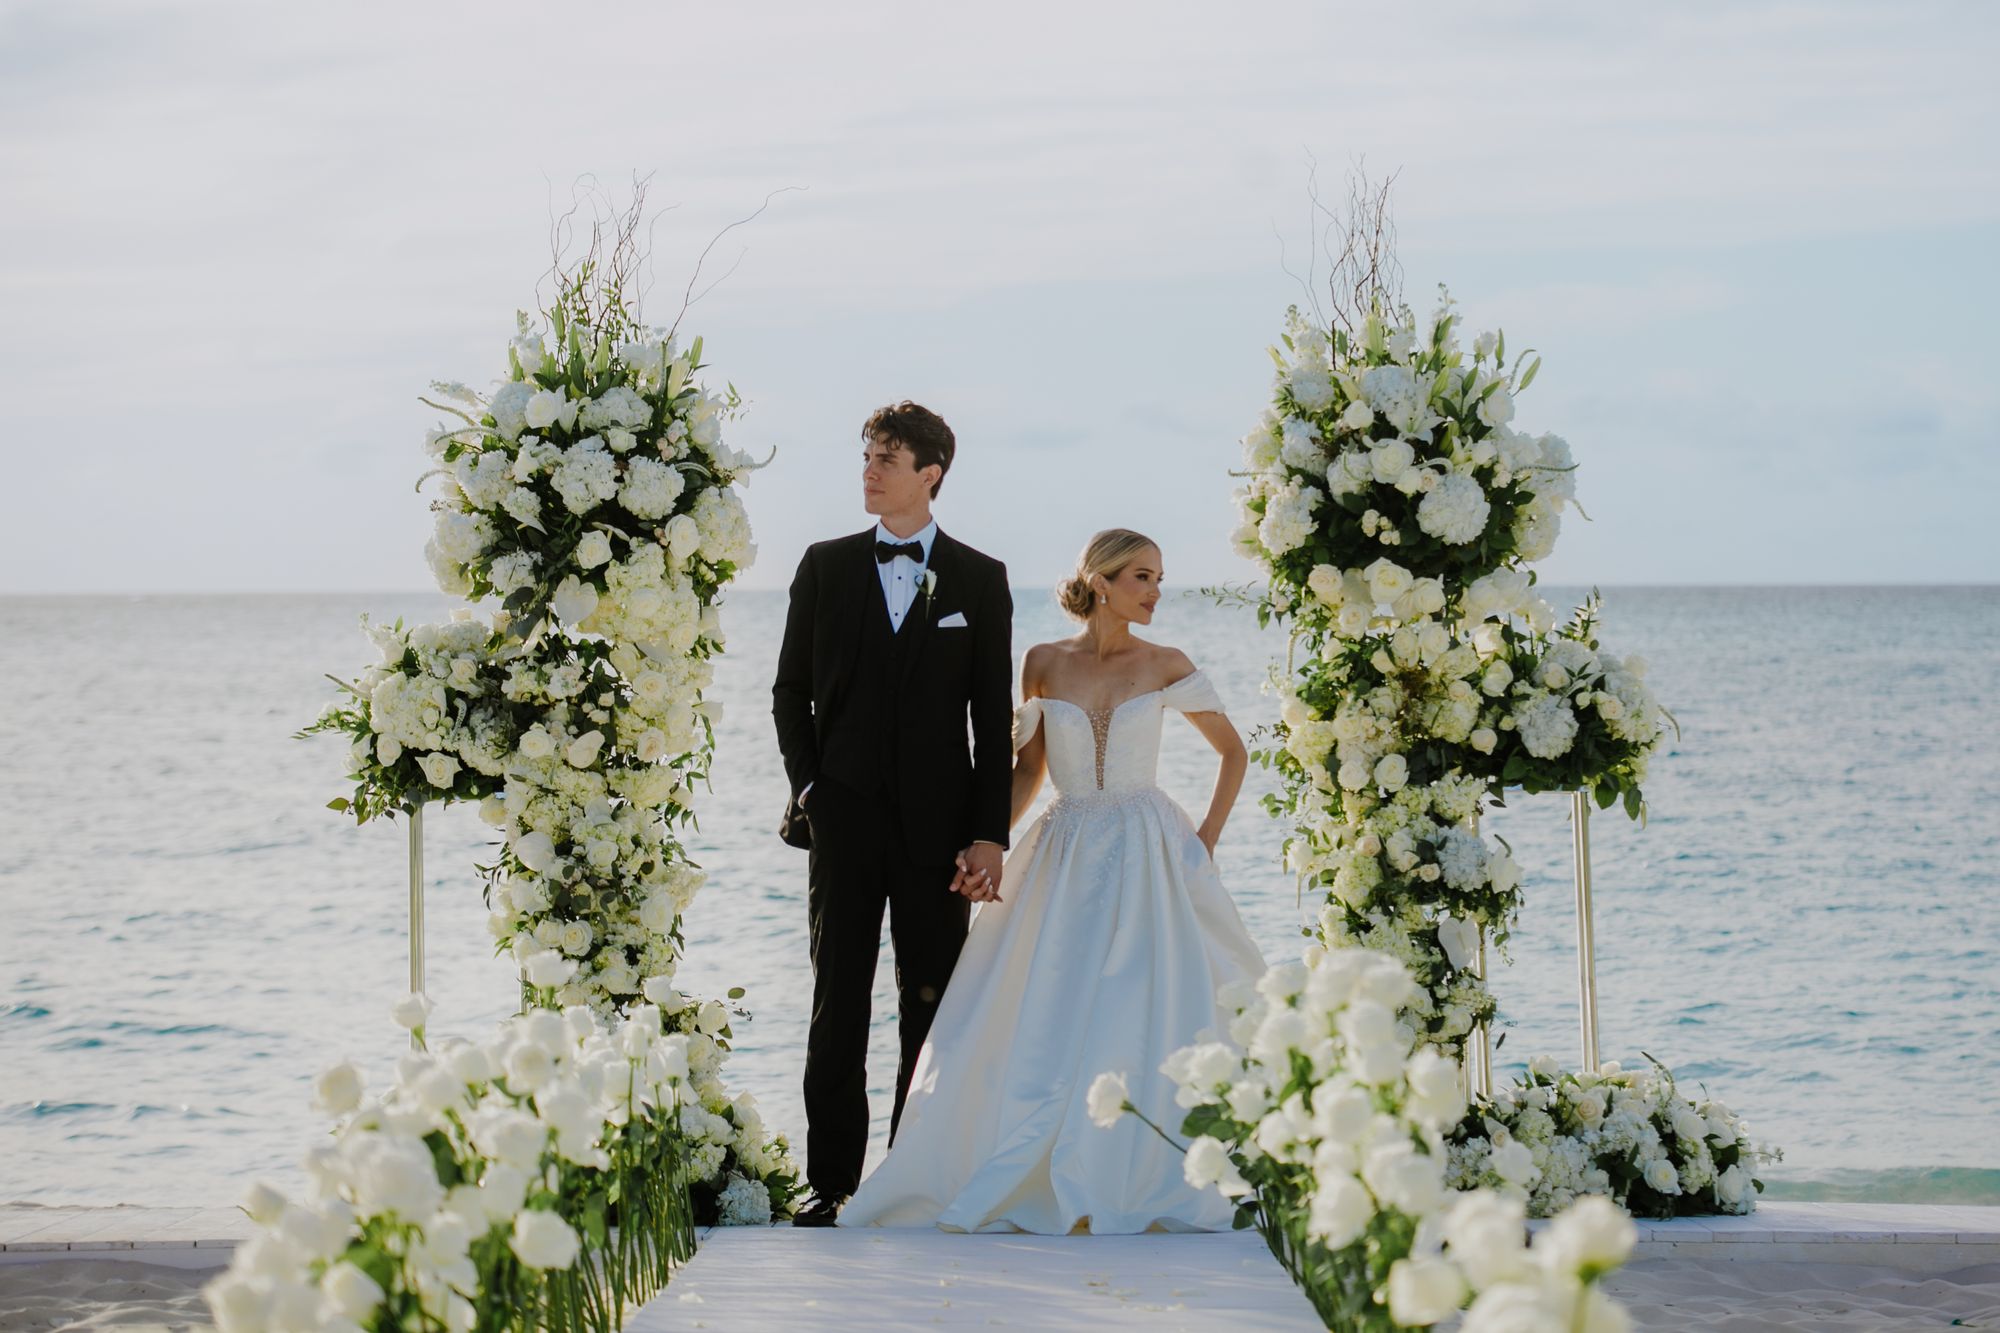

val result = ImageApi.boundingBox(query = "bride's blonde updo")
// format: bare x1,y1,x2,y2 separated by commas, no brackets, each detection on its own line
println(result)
1057,528,1159,621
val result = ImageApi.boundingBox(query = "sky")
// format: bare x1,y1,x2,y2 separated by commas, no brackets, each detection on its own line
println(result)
1,0,1994,594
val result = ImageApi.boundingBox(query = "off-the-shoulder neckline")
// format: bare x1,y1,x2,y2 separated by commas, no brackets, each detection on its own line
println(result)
1026,668,1206,720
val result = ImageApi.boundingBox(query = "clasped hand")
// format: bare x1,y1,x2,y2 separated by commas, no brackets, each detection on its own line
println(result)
950,842,1004,902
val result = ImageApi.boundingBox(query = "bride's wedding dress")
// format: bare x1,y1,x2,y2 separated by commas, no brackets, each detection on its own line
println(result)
838,668,1268,1233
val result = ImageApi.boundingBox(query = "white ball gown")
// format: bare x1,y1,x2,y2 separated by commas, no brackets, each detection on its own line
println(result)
838,668,1269,1234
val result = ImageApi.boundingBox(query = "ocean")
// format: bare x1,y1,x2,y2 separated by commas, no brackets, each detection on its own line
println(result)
1,586,1996,1207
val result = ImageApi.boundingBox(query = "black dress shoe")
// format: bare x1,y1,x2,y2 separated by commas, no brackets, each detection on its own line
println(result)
791,1191,846,1227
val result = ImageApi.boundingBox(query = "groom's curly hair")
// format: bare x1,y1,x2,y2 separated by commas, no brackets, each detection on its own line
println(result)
863,401,955,498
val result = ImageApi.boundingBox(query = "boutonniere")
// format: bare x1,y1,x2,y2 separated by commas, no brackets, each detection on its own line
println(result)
921,568,939,619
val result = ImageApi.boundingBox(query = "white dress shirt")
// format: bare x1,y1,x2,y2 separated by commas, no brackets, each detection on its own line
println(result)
875,517,937,633
801,518,938,804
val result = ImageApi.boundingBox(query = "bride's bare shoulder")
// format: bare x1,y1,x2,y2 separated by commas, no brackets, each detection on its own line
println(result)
1143,641,1198,684
1020,639,1077,697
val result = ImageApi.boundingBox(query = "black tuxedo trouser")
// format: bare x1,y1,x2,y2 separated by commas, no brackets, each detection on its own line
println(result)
802,773,970,1199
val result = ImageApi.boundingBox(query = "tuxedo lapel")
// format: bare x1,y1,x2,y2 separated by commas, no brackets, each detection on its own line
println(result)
834,529,877,696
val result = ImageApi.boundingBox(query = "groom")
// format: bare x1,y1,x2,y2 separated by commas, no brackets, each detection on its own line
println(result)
770,401,1015,1226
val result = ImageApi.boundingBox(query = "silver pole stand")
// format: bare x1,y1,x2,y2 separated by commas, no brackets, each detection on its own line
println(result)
1571,792,1601,1071
408,805,426,1050
1465,807,1493,1102
1471,927,1493,1101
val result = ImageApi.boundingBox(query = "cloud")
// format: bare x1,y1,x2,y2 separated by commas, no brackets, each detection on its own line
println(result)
0,0,1995,590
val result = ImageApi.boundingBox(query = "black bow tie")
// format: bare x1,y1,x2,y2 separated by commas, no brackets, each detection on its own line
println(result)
876,540,925,564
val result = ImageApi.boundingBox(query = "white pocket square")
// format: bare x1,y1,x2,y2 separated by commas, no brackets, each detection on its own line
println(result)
937,611,969,628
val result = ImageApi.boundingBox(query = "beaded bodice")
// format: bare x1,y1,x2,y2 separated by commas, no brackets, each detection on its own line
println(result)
1012,670,1225,798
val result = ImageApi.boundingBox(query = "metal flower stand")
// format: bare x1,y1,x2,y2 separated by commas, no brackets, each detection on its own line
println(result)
407,805,425,1049
1468,790,1602,1101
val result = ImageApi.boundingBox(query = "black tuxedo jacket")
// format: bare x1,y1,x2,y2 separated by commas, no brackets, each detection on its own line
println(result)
771,527,1014,865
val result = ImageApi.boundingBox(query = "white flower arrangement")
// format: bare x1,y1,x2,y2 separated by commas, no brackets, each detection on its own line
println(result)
302,221,799,1241
1216,266,1765,1232
298,612,522,823
1094,950,1636,1331
1448,1055,1781,1219
207,999,704,1333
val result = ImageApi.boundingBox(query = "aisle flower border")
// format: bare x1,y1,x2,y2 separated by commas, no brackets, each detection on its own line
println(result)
1093,949,1640,1331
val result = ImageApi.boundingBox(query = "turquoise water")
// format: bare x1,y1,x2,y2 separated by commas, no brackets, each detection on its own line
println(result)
1,586,1995,1205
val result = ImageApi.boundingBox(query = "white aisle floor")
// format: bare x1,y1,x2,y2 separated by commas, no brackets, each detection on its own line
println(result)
624,1226,1325,1332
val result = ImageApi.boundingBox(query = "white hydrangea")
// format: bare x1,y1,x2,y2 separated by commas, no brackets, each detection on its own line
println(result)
1278,416,1326,472
1510,692,1579,759
1240,415,1282,472
1527,432,1577,506
1252,478,1322,558
430,511,495,565
618,457,685,521
1512,494,1562,562
1358,364,1422,434
452,451,516,512
551,438,620,516
1416,472,1492,545
1435,824,1489,892
714,1172,772,1225
1287,364,1337,411
690,488,756,570
579,386,653,432
488,381,535,441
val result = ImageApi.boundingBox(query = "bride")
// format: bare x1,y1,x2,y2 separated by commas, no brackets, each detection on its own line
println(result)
838,528,1270,1234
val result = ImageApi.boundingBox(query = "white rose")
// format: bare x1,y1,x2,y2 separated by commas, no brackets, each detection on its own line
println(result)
416,752,461,790
664,513,701,563
1469,727,1497,753
1372,753,1408,792
1363,557,1411,604
1490,1137,1537,1187
1642,1156,1681,1194
574,531,612,569
1386,1256,1465,1327
477,1163,529,1225
241,1181,287,1227
313,1061,363,1115
320,1261,386,1322
390,992,433,1031
1713,1163,1751,1206
1542,1194,1638,1277
1369,439,1415,484
521,950,577,989
509,1210,581,1270
1306,1174,1372,1247
1184,1128,1232,1184
1306,564,1345,608
1363,1142,1446,1216
1085,1072,1129,1128
523,390,566,431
